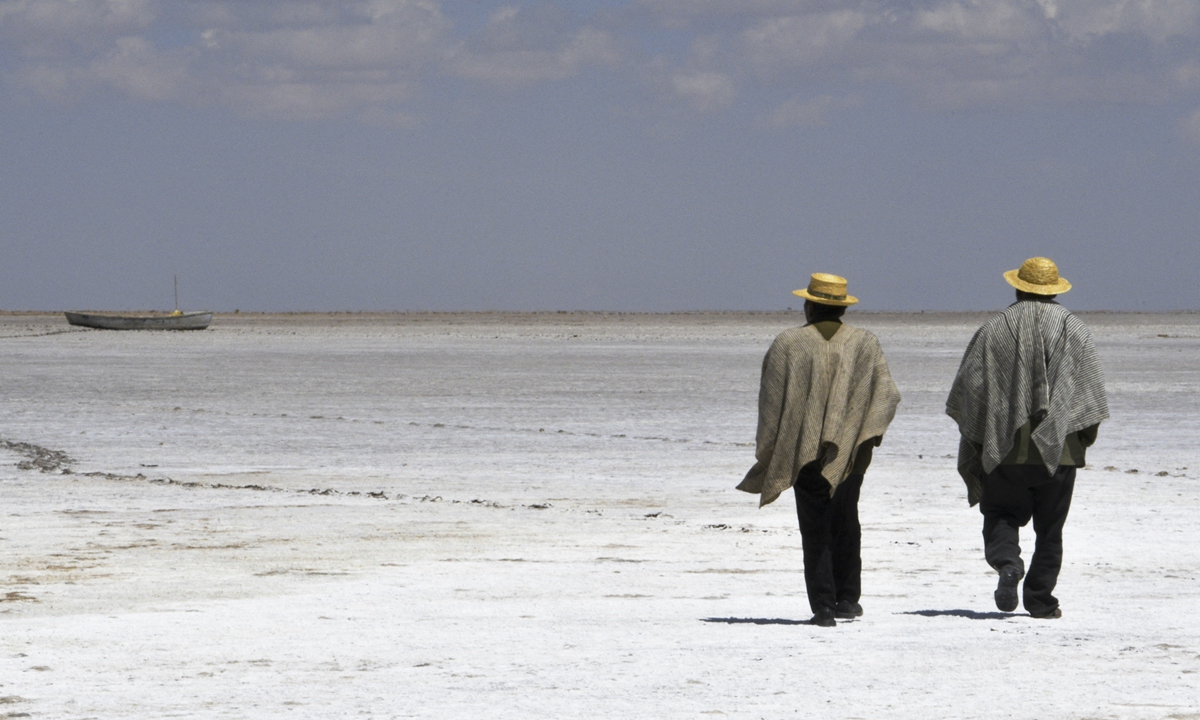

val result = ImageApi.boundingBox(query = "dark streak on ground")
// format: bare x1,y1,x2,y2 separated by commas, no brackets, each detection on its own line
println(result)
702,617,811,626
902,609,1017,620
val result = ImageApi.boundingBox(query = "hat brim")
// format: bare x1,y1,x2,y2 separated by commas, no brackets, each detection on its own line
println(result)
793,289,858,306
1003,269,1071,295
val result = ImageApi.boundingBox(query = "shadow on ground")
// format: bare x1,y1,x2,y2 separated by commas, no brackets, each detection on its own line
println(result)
902,609,1017,620
702,617,812,626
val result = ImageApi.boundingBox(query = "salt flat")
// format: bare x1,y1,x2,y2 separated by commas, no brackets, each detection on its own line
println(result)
1,311,1198,719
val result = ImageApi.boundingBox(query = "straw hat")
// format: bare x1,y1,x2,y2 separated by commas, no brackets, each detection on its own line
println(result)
793,273,858,306
1004,257,1072,295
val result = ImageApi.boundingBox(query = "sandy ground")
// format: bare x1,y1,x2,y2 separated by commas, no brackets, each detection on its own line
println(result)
1,311,1198,719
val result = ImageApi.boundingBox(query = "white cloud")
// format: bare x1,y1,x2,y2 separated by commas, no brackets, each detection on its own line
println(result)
1176,61,1200,89
7,63,73,101
641,0,1200,99
488,6,520,25
742,11,866,69
189,2,448,119
449,26,621,84
671,71,735,111
914,2,1039,43
762,93,861,129
217,79,415,120
3,0,1200,122
204,1,450,72
1182,109,1200,146
87,35,186,101
2,0,448,118
1035,0,1059,21
446,4,621,85
1050,0,1200,43
0,0,156,56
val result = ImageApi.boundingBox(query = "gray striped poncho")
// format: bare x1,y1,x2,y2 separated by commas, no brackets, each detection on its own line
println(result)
946,300,1109,506
738,324,901,507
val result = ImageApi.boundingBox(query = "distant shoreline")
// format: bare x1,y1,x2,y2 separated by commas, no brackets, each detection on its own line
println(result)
2,309,1197,319
2,309,1197,338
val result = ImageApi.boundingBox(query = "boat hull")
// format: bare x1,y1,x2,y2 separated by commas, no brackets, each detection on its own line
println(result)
64,311,213,331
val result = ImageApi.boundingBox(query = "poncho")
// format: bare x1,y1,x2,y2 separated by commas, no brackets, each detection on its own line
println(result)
738,324,901,507
946,300,1109,506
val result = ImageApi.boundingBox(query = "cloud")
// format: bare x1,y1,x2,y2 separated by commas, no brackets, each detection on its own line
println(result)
217,78,417,121
762,93,862,129
449,26,621,84
193,2,448,120
87,35,187,101
2,0,1200,122
741,10,867,70
913,1,1043,46
642,0,1200,108
1049,0,1200,43
442,4,621,84
2,0,450,117
671,71,735,111
0,0,156,42
202,2,449,71
1182,109,1200,146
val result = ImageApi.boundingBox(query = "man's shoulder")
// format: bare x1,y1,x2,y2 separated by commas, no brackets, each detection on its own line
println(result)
772,325,820,344
999,300,1088,334
974,302,1045,334
766,326,827,360
969,301,1091,350
837,322,872,338
829,322,881,349
1000,299,1075,321
771,323,879,346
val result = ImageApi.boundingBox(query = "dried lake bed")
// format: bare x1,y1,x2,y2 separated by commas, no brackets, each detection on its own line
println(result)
2,311,1198,719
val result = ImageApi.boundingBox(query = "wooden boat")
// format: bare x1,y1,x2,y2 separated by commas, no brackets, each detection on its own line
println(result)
64,310,213,331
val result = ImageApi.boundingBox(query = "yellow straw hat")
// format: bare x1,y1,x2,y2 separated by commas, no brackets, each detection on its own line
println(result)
792,273,858,306
1004,257,1072,295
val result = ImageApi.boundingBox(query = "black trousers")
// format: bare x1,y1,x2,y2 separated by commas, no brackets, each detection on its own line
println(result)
979,464,1076,616
793,462,863,615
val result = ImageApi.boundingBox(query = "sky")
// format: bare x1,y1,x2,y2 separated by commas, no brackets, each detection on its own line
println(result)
2,0,1199,312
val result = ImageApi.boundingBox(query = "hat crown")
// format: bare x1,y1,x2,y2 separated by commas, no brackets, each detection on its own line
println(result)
1017,257,1060,287
807,273,848,300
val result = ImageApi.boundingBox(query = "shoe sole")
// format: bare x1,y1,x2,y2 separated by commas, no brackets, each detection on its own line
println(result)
835,601,863,619
994,566,1023,612
810,611,837,627
1031,608,1062,619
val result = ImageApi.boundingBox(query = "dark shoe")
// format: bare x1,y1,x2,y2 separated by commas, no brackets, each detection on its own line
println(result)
994,565,1023,612
835,601,863,619
810,608,837,627
1030,607,1062,619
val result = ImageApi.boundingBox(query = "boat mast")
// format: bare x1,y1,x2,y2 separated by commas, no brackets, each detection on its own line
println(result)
174,275,179,312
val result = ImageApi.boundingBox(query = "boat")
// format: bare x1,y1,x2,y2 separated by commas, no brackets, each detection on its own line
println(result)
64,275,213,331
64,310,213,331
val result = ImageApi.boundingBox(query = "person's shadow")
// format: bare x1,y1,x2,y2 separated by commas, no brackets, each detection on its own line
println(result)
702,609,1016,624
702,617,837,626
901,609,1015,620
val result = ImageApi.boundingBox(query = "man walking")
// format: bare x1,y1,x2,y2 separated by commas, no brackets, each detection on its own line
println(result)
738,273,901,627
946,257,1108,619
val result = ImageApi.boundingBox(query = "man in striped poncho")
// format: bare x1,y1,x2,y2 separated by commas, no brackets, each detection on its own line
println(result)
946,257,1108,619
739,273,901,627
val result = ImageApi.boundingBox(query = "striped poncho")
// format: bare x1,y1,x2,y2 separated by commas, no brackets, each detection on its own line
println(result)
738,324,901,507
946,300,1109,506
